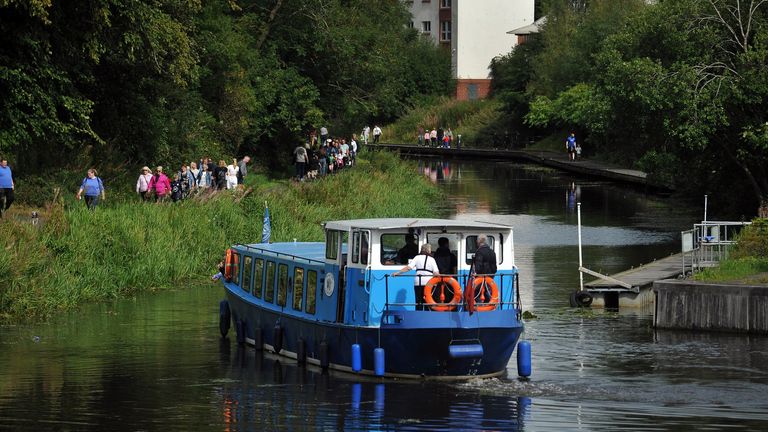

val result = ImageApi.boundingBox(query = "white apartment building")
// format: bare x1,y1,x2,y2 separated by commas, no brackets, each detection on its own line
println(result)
407,0,535,100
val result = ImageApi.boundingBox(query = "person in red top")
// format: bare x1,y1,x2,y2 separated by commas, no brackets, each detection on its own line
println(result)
147,166,171,202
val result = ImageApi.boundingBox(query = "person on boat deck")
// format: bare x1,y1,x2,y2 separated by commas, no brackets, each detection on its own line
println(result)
396,234,419,264
472,235,497,275
434,237,458,275
392,243,440,311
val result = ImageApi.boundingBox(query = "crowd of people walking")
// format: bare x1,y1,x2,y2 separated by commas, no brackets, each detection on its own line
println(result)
417,126,456,148
299,128,364,181
136,157,251,204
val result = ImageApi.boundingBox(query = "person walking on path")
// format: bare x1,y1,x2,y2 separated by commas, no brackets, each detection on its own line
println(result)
294,144,308,181
0,158,15,218
372,125,382,144
392,243,441,311
76,168,105,210
566,132,577,161
237,156,250,189
148,166,171,202
136,166,153,201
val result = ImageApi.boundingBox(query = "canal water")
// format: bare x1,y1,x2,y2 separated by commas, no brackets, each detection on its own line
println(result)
3,159,768,431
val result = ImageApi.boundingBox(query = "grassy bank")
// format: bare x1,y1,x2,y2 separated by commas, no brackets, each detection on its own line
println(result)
0,151,442,322
384,97,503,146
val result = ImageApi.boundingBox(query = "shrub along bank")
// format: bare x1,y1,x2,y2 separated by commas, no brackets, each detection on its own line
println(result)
0,151,442,322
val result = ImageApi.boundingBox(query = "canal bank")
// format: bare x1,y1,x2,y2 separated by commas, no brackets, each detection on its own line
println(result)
654,280,768,333
371,143,672,192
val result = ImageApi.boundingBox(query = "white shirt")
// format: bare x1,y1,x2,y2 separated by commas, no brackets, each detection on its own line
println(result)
226,164,239,178
406,254,439,286
363,126,370,137
373,126,382,136
350,140,357,152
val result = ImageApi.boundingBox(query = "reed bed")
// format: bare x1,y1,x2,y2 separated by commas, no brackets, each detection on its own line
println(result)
0,151,442,321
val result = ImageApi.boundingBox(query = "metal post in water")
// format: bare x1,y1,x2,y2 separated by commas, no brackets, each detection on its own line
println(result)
577,202,584,292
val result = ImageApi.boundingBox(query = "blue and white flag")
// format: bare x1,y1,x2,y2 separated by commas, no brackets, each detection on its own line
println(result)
261,203,271,243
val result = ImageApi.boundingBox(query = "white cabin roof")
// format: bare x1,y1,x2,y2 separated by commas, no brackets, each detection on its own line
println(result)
323,218,512,232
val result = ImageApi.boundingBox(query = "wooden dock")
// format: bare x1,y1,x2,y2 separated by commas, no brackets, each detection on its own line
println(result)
583,253,688,308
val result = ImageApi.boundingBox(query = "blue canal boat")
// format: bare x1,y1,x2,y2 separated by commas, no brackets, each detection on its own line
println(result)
218,218,526,379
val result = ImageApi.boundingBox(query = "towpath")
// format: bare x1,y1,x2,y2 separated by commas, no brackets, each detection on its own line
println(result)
370,143,669,191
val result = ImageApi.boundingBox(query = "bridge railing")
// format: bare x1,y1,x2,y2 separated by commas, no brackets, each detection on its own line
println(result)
681,221,751,274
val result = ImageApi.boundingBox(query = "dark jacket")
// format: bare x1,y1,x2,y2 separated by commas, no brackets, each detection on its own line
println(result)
473,244,497,275
434,246,457,274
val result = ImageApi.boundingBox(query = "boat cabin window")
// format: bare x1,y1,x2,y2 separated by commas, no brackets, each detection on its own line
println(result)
277,264,288,307
351,230,370,265
293,268,304,311
351,232,360,264
253,258,264,298
231,253,241,285
380,232,420,265
241,256,253,293
361,232,369,265
326,230,340,260
306,270,317,315
427,233,460,274
265,261,276,302
465,235,496,264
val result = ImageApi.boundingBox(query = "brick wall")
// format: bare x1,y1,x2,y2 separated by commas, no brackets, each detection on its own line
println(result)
455,79,491,100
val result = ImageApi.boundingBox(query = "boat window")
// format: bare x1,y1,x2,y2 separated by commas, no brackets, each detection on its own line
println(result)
427,233,460,274
498,233,504,264
231,253,241,285
380,233,420,265
326,230,340,260
361,231,369,265
465,235,496,264
306,270,317,315
241,256,253,293
265,261,276,302
253,258,264,298
277,263,288,306
351,232,360,264
293,267,304,311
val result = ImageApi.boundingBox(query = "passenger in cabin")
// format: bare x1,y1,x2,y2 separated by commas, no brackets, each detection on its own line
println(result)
433,237,458,275
396,234,419,264
392,243,440,311
472,235,497,275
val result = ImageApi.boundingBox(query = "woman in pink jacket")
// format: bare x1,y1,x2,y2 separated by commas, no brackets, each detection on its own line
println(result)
147,166,171,202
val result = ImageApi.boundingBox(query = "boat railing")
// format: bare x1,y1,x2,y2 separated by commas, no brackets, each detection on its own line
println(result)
383,273,521,313
234,244,326,266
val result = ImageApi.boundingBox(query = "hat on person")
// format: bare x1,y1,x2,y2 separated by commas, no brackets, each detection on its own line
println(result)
142,166,150,172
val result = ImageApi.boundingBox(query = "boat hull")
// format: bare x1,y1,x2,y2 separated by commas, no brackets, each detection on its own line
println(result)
224,289,524,379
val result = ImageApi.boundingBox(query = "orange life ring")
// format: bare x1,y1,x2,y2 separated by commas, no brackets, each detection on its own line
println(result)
472,276,499,311
424,276,463,311
224,248,239,281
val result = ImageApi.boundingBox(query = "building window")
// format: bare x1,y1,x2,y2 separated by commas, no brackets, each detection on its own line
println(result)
440,21,451,41
440,0,451,8
421,21,431,34
408,21,414,29
467,83,478,101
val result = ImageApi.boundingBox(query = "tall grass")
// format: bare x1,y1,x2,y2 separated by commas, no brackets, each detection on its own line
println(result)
385,97,503,146
0,151,443,321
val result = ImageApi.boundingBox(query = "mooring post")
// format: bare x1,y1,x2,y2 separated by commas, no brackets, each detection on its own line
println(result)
577,202,584,292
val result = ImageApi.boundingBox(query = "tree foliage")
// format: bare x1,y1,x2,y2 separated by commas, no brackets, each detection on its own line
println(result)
492,0,768,215
0,0,451,174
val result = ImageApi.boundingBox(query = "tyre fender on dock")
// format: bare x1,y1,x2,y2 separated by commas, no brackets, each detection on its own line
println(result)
569,290,593,307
